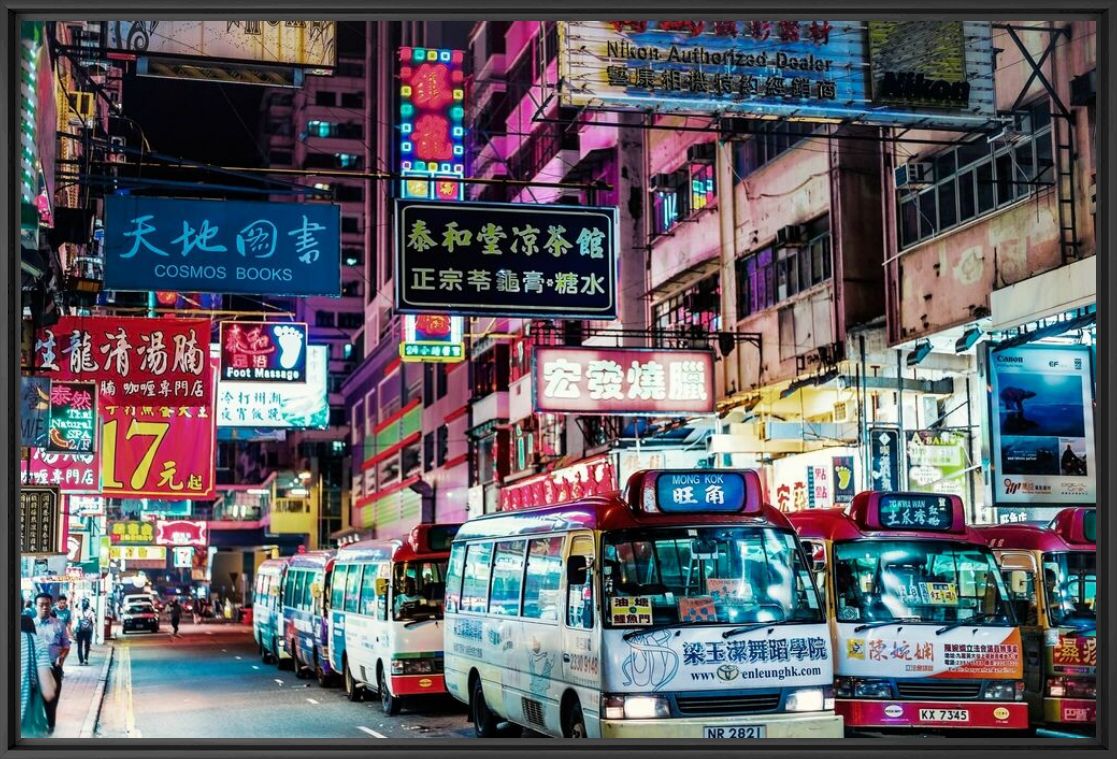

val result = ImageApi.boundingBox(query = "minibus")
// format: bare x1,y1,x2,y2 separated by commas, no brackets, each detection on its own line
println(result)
254,557,291,664
281,550,337,684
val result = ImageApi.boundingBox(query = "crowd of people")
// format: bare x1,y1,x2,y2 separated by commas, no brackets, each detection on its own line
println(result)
19,593,98,736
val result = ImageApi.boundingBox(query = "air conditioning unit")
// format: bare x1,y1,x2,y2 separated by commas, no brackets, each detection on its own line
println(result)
1071,69,1096,106
894,161,933,190
832,401,857,424
687,141,716,165
67,92,95,123
775,224,806,248
650,173,673,191
108,136,127,164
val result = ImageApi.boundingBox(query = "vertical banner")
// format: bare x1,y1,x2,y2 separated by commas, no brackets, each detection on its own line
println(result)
20,486,61,553
47,381,97,452
100,404,216,499
988,345,1095,504
868,427,901,492
20,376,50,447
832,455,856,504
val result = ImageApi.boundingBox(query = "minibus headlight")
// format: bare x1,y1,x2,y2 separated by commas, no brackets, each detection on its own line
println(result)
786,687,827,712
393,658,435,675
984,681,1023,701
1049,677,1095,699
852,679,892,699
602,695,671,720
834,677,853,698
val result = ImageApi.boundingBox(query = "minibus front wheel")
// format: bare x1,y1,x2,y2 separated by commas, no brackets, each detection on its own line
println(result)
562,697,587,739
344,657,364,702
470,674,500,738
378,665,402,716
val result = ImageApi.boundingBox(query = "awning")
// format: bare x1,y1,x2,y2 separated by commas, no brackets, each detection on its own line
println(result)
990,309,1096,352
990,256,1095,331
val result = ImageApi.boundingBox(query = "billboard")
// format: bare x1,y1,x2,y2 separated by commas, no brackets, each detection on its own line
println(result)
155,520,208,548
109,520,156,544
215,344,329,428
533,346,714,415
32,316,212,405
219,321,307,383
102,195,341,297
20,487,61,554
398,47,466,201
47,381,97,453
103,21,335,68
400,314,465,362
100,403,216,499
20,376,50,448
906,429,969,506
21,449,99,492
556,20,995,128
988,345,1095,505
396,200,618,319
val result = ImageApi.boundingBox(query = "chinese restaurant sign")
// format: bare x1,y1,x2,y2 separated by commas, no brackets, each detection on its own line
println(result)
33,315,211,405
395,200,618,319
219,321,307,382
20,376,50,448
109,520,155,545
100,404,216,499
103,195,341,297
988,345,1095,505
557,21,995,128
215,344,329,428
533,346,714,415
398,47,466,201
20,487,61,554
103,21,336,68
47,381,96,453
399,314,465,362
155,519,208,547
499,455,616,511
21,449,99,492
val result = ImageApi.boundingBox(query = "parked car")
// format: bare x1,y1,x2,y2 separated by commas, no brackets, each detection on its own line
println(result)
121,601,160,634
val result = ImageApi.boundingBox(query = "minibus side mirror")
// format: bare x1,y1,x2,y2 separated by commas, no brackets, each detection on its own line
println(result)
566,556,589,586
802,540,827,572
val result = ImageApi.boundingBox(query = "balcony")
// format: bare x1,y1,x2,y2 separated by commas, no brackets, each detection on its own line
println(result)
471,390,509,427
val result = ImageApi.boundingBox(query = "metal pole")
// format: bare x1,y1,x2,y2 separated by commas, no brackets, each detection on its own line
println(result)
965,376,979,524
897,349,907,490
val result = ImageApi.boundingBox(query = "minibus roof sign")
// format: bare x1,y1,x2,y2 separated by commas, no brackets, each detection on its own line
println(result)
625,469,763,515
1050,507,1096,546
850,491,966,533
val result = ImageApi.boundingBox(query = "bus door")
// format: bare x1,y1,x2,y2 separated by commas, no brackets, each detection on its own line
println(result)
329,564,349,672
996,551,1044,703
561,533,597,720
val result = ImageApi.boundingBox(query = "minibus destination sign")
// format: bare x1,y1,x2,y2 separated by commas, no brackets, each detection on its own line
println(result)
877,493,954,531
654,472,746,513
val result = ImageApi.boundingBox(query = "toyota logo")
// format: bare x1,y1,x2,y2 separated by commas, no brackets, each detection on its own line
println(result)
716,665,739,681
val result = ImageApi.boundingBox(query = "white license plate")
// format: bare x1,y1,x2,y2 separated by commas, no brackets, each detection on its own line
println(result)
704,725,767,739
918,709,969,722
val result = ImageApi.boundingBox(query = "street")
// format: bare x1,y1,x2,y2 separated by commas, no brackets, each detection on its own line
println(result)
95,624,474,740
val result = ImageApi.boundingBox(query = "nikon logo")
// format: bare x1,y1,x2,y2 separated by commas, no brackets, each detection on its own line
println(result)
878,72,971,106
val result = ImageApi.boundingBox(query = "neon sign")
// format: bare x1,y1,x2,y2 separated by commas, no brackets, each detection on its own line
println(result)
398,47,466,200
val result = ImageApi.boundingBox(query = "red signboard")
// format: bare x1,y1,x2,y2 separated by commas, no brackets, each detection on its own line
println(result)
21,448,100,492
99,403,216,499
533,346,715,415
1053,636,1097,668
32,316,212,405
500,455,616,511
155,519,208,547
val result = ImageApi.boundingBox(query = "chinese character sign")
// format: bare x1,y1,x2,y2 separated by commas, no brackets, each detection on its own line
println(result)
533,347,714,415
103,195,341,297
877,493,956,531
109,520,156,545
398,47,466,200
47,381,97,453
557,21,995,128
33,316,212,406
654,471,747,513
104,21,336,67
868,427,901,492
21,449,100,492
20,487,61,554
155,519,208,548
396,200,618,319
219,321,307,383
399,314,465,363
100,403,216,500
215,344,329,429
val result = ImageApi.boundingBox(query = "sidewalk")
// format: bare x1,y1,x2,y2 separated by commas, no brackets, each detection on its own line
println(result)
50,641,114,738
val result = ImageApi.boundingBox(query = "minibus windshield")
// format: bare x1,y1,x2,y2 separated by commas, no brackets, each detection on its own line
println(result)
1043,551,1096,629
392,560,447,621
832,540,1013,625
602,527,822,628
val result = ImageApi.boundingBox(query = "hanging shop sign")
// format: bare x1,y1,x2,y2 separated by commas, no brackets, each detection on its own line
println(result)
533,346,714,415
120,499,193,518
868,426,902,492
47,381,97,453
155,519,208,548
215,344,329,428
832,455,856,504
66,532,89,563
395,200,618,319
100,403,216,499
219,321,307,383
102,21,336,68
499,455,616,511
20,376,50,448
102,195,341,297
987,345,1095,505
906,429,969,507
32,315,211,405
66,495,105,517
20,486,61,554
21,449,100,492
173,547,195,569
399,314,465,363
556,20,995,128
109,545,167,563
398,47,466,201
769,447,858,511
109,520,155,545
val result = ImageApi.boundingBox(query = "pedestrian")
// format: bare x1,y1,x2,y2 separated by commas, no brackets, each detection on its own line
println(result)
20,614,56,738
32,592,70,734
53,595,73,637
170,598,182,637
75,599,96,665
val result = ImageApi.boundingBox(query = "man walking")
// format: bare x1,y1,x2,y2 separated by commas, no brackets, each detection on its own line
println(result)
54,596,73,637
75,599,96,665
169,598,182,637
33,593,71,734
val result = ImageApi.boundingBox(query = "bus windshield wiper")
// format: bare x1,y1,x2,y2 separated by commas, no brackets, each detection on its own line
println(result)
621,620,724,641
722,620,788,639
853,617,925,633
935,612,999,635
403,614,440,628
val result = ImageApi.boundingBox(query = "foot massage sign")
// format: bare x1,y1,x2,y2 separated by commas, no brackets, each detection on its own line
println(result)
218,321,308,383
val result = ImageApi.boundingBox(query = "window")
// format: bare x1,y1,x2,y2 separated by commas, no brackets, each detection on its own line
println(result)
306,120,335,138
735,248,775,317
343,247,363,267
341,280,363,298
359,563,379,616
331,565,349,610
423,431,435,471
336,184,364,202
338,312,363,329
344,564,362,613
471,344,510,398
338,153,361,169
269,150,292,166
652,273,720,342
733,120,816,180
392,560,447,620
436,363,448,399
1000,564,1038,626
897,100,1054,248
651,163,716,237
341,92,364,109
1043,551,1096,628
303,571,317,611
315,91,336,107
489,540,527,616
341,216,361,234
291,571,307,610
436,425,448,466
523,536,564,621
735,216,830,317
461,542,494,614
566,536,595,629
335,60,364,78
315,312,336,327
445,544,466,614
401,441,421,479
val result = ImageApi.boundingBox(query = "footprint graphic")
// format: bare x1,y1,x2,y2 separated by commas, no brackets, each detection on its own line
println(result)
273,326,304,370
